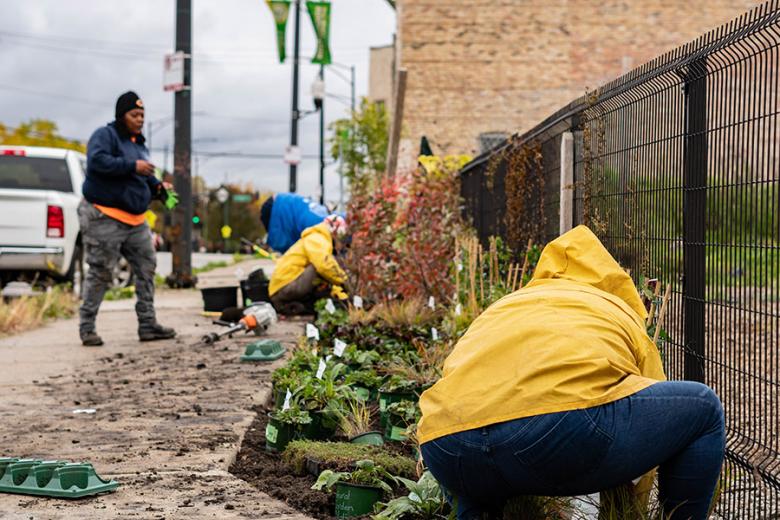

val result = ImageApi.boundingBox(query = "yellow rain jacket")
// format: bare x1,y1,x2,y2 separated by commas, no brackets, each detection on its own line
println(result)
418,225,666,444
268,222,347,298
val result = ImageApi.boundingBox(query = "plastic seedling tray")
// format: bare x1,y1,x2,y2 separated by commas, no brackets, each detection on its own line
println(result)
0,458,118,498
241,339,286,362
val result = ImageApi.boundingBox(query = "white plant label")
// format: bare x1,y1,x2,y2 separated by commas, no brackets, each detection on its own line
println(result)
316,358,327,379
324,298,336,314
353,295,363,309
306,323,320,340
333,338,347,357
428,296,435,309
455,303,463,316
431,327,439,341
282,389,292,411
457,262,464,272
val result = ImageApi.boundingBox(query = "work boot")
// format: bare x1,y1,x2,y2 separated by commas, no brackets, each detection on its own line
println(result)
81,331,104,347
138,323,176,342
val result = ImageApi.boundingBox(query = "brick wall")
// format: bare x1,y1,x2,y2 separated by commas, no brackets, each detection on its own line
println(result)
395,0,762,156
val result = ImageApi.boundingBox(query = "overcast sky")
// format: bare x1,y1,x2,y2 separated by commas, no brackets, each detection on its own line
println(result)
0,0,396,205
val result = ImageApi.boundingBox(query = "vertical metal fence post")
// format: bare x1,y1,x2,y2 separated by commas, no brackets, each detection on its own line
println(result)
560,132,575,234
682,58,708,383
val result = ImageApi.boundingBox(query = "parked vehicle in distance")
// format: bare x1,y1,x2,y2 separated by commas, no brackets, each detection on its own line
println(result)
0,145,87,294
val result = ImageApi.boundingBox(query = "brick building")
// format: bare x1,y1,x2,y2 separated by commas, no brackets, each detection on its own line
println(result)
373,0,761,157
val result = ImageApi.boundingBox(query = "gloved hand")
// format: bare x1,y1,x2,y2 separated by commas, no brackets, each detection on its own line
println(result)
330,285,348,301
157,183,179,211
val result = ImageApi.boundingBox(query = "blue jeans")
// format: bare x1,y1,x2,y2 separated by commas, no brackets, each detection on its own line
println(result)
421,381,725,520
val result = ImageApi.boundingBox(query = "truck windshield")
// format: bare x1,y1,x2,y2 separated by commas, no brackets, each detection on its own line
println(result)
0,156,72,192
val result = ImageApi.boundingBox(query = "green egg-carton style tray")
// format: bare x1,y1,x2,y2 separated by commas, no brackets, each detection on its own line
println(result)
240,339,286,362
0,458,119,498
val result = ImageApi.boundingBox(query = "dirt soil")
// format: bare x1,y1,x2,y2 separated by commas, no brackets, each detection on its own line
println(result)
229,407,339,520
0,259,316,519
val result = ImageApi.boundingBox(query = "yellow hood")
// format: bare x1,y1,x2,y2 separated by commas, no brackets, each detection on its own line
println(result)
417,225,665,444
527,225,647,320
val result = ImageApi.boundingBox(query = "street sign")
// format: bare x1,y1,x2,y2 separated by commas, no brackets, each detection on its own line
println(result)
232,194,252,203
284,145,302,166
163,51,186,92
216,187,230,204
221,225,232,239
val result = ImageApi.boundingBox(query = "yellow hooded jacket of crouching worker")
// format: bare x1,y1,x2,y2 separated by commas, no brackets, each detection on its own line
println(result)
418,225,666,444
268,221,348,299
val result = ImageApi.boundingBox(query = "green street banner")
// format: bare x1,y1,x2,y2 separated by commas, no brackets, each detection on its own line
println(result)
306,1,332,65
266,0,291,63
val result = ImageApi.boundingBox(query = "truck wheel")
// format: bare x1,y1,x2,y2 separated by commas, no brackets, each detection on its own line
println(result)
112,257,135,288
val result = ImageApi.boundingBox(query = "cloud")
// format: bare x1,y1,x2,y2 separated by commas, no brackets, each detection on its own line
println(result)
0,0,395,204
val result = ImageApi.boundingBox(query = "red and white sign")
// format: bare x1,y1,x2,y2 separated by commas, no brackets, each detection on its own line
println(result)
163,51,186,92
284,145,302,166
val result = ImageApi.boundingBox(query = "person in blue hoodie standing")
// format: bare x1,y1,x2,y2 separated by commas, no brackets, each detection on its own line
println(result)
78,91,176,346
260,193,329,253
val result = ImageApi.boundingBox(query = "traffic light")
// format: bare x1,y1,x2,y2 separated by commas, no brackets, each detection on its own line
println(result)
192,214,202,228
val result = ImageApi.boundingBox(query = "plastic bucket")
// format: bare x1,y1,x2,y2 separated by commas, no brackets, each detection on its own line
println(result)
334,482,383,518
201,286,238,313
240,279,270,307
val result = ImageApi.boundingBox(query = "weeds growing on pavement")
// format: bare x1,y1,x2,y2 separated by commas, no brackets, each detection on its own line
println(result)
0,285,77,335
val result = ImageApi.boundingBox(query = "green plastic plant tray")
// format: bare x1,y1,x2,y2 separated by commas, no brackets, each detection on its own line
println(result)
0,457,119,498
241,339,286,362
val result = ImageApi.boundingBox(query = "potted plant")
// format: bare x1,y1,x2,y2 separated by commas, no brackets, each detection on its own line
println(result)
296,363,351,440
265,406,311,453
345,369,384,401
342,345,382,372
373,471,450,520
271,367,309,408
384,400,420,442
378,376,418,430
334,396,384,446
311,459,397,518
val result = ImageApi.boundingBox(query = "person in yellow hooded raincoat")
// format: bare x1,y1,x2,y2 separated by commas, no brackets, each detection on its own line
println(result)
418,226,724,520
269,215,348,314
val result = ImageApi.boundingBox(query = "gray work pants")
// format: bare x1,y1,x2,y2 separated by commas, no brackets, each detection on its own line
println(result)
270,264,321,307
78,200,157,334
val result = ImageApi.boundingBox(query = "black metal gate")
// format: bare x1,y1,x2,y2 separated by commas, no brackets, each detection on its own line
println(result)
460,3,780,517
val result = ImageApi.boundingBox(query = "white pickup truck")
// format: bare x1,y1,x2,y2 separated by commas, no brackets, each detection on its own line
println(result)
0,145,87,294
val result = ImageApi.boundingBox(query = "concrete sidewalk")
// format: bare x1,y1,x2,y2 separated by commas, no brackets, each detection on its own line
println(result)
0,260,312,519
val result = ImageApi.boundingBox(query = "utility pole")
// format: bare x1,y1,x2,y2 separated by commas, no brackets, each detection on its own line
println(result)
319,65,325,205
288,0,302,193
169,0,194,287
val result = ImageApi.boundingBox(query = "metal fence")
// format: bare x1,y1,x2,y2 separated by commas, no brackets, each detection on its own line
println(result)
460,2,780,518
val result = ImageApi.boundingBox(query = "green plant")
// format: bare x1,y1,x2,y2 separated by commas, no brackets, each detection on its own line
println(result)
315,298,349,329
312,459,397,495
192,260,229,275
346,369,384,390
283,440,417,478
103,285,135,301
380,376,419,394
336,396,374,438
343,346,383,369
385,401,420,426
270,406,312,426
296,363,353,418
372,471,450,520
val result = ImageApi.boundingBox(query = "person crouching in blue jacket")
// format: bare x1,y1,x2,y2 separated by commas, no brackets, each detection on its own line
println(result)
260,193,330,254
78,91,176,346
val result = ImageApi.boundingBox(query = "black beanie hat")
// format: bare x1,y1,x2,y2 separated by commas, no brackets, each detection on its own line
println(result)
115,91,144,120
